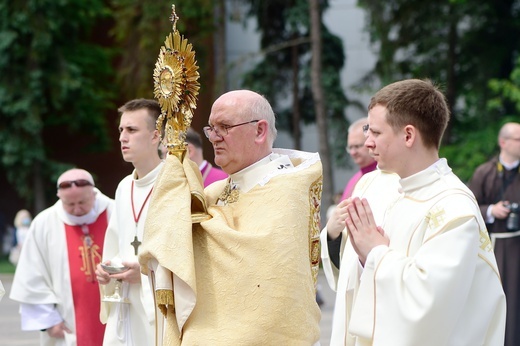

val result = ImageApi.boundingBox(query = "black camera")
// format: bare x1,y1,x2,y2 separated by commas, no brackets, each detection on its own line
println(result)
506,202,520,231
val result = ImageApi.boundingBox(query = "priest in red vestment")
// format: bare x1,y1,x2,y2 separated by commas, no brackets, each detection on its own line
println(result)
10,168,114,346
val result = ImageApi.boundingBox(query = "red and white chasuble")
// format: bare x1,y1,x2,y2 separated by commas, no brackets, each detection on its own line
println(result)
64,211,108,346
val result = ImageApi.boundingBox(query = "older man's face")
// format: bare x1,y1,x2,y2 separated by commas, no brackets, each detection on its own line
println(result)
347,128,374,168
501,124,520,160
57,170,96,216
207,100,259,175
59,187,96,216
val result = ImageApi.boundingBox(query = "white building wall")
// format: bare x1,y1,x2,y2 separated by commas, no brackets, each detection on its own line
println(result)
225,0,378,202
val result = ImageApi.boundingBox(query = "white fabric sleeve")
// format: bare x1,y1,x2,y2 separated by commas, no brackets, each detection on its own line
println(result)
20,303,63,331
320,226,340,291
364,244,389,269
486,205,495,223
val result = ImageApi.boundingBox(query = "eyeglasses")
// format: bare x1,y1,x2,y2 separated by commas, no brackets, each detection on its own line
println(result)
362,124,369,136
57,179,94,189
346,144,365,152
203,120,260,138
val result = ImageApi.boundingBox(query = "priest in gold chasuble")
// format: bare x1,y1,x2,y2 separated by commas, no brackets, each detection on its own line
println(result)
139,9,320,343
139,90,322,344
142,147,322,345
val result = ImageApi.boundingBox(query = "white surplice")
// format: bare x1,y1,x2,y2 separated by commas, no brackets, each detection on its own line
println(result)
100,161,163,346
321,159,506,345
321,169,401,345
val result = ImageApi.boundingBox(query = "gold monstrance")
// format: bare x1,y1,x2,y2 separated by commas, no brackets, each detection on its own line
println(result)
153,5,209,223
153,5,200,162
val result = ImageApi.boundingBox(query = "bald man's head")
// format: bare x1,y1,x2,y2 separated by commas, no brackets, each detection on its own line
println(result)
56,168,96,216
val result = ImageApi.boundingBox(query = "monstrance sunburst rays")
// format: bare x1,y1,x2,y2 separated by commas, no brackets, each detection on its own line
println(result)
153,4,200,161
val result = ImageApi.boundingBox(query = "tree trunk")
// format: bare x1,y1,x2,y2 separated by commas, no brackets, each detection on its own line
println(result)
291,37,301,150
444,5,457,144
214,0,227,96
33,161,46,214
309,0,333,221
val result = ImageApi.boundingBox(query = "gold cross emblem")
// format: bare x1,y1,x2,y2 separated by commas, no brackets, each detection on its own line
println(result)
427,207,446,229
218,182,239,204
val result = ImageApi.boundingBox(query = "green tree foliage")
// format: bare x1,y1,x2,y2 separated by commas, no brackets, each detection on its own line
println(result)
489,57,520,115
0,0,115,208
357,0,520,181
239,0,351,165
457,57,520,179
109,0,215,100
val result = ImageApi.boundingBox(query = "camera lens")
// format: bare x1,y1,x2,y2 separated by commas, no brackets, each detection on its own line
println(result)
507,203,520,231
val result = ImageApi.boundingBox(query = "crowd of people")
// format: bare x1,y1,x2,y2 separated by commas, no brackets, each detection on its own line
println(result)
5,80,514,345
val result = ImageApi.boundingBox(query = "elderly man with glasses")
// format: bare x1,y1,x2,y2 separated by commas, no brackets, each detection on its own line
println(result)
340,117,377,202
11,168,114,346
140,89,322,345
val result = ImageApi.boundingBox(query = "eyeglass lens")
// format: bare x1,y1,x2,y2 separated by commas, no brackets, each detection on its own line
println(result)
203,125,221,138
203,120,260,139
346,144,364,151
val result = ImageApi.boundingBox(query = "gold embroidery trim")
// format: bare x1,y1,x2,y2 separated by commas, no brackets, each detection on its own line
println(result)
308,176,323,290
218,182,239,204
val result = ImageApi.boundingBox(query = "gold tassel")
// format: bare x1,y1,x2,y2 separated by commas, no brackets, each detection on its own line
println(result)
156,289,175,316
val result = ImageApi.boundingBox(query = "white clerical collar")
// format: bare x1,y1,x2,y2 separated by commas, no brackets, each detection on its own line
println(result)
64,198,100,225
199,160,208,171
132,161,164,188
399,158,450,193
499,157,520,171
229,153,293,193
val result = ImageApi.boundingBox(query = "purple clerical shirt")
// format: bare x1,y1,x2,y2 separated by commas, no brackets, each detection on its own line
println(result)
200,161,228,187
340,161,377,201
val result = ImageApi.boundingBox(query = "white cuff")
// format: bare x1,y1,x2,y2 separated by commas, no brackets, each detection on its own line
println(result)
20,303,62,331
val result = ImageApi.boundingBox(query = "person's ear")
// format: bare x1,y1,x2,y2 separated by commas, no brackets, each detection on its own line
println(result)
498,137,507,149
403,125,416,147
186,143,195,158
255,120,269,143
152,129,161,142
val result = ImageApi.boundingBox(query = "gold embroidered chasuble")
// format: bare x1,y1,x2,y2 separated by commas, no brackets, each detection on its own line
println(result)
140,149,322,345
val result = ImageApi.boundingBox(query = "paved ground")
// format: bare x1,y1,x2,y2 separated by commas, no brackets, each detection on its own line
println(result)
318,271,336,345
0,274,39,345
0,271,336,345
